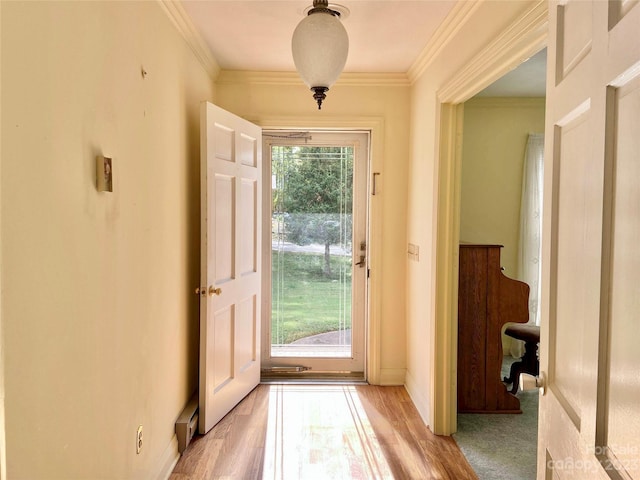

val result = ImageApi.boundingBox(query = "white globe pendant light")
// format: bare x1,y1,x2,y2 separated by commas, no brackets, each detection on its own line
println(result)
292,1,349,109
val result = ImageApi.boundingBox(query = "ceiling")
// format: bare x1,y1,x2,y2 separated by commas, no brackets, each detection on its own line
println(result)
476,48,547,97
180,0,546,95
181,1,457,73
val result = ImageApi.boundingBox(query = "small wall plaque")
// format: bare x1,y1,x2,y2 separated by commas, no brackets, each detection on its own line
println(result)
96,155,113,192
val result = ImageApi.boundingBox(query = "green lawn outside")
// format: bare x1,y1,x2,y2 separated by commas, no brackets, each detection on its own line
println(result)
271,251,352,344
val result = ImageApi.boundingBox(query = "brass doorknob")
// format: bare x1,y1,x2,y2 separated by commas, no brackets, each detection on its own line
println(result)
208,286,222,296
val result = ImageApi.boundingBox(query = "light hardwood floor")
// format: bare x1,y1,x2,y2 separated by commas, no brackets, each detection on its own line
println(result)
170,384,477,480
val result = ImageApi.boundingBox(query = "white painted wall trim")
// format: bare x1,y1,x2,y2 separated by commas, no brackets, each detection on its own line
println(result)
430,103,464,435
157,0,221,80
216,71,410,87
438,0,548,104
154,435,180,480
405,369,431,428
379,368,406,386
430,0,548,436
407,0,484,84
252,115,385,385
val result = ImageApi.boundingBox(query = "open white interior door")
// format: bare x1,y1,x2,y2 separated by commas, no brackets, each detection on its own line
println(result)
539,2,640,479
199,102,262,434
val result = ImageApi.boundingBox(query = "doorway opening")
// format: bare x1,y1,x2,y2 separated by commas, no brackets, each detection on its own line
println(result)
261,131,370,381
452,49,546,480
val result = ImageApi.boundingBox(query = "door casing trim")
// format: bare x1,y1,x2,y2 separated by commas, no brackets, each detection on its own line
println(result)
431,1,548,435
254,116,384,384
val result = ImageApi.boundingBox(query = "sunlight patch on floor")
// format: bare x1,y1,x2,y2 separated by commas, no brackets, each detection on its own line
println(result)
262,385,395,480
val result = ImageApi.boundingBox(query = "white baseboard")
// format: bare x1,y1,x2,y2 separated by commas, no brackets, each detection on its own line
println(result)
377,368,406,386
404,370,431,429
155,434,180,480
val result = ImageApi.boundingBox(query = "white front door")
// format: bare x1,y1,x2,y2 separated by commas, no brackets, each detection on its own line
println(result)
539,2,640,478
199,102,262,434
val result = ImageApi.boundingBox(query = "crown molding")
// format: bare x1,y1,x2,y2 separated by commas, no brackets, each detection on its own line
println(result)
250,115,385,132
337,72,410,87
438,0,548,104
157,0,221,80
407,0,484,84
215,71,410,87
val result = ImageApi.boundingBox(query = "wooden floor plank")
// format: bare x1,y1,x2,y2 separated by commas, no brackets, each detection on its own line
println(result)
170,384,477,480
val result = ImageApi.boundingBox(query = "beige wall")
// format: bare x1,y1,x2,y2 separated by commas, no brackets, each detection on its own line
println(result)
459,97,545,355
460,97,545,278
214,75,411,383
405,1,542,426
1,2,214,478
0,0,547,475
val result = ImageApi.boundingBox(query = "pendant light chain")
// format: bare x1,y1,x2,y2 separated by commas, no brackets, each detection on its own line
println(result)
308,0,339,17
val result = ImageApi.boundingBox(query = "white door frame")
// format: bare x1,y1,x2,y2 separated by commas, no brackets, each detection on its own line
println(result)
432,2,548,434
248,115,385,384
261,131,369,375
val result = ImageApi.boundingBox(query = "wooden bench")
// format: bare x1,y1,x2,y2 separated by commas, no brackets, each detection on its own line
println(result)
503,324,540,394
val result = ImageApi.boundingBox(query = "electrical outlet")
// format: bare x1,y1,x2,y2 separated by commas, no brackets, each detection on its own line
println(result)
136,425,143,454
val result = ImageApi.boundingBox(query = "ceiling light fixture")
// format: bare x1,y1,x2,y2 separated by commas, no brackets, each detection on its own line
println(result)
291,0,349,110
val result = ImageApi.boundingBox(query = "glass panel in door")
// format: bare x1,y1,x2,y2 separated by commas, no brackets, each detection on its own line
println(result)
262,132,368,377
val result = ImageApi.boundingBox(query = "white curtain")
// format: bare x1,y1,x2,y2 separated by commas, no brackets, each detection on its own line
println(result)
510,133,544,358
